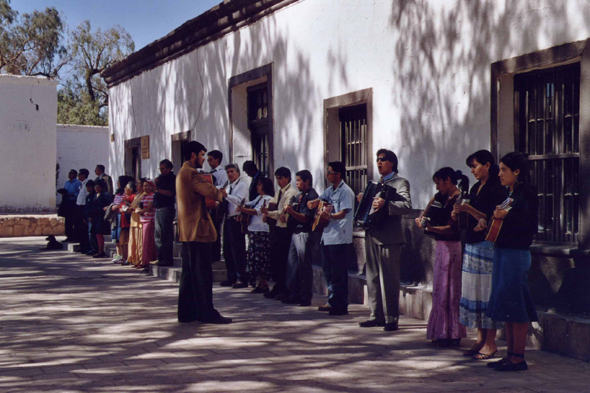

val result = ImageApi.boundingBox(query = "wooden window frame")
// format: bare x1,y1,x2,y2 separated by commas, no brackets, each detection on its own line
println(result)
491,39,590,249
323,88,373,190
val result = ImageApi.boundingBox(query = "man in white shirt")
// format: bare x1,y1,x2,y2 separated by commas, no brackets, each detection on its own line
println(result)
207,150,228,187
75,169,91,253
207,150,228,262
220,164,249,288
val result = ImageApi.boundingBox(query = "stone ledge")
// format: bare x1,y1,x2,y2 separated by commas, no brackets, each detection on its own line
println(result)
0,215,65,237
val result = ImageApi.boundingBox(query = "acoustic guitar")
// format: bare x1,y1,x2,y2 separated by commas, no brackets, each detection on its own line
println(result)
312,201,332,232
485,198,513,243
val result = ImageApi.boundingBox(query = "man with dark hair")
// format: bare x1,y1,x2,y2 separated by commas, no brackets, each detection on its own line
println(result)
261,167,298,300
308,161,355,315
207,150,228,187
153,159,176,267
206,150,227,262
282,169,320,306
243,161,262,202
357,149,411,332
176,141,231,324
62,169,81,242
94,165,113,195
76,169,91,252
220,163,249,288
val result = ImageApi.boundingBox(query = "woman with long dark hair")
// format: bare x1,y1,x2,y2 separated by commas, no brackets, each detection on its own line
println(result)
455,150,507,359
416,167,469,347
236,177,275,293
485,152,538,371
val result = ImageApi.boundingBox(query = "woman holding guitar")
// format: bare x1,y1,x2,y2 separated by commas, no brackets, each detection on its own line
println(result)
482,152,538,372
235,177,275,293
453,150,507,360
416,167,469,347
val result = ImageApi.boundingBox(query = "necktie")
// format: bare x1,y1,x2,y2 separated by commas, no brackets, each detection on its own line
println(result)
277,190,283,207
379,177,384,183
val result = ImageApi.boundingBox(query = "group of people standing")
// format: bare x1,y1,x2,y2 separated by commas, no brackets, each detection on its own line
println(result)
60,141,539,373
413,150,538,372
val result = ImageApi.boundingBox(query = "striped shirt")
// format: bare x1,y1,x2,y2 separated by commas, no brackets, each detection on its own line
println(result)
140,193,155,222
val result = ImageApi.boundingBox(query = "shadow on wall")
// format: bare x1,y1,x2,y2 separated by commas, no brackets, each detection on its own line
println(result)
387,0,590,284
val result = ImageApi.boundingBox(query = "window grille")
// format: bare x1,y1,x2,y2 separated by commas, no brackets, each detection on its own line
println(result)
248,84,270,176
514,63,580,243
339,104,368,197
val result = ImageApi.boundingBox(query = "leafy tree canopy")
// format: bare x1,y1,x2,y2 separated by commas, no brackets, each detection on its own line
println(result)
0,0,66,77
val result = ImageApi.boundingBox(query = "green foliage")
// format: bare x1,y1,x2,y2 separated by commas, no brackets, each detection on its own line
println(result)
0,0,67,77
68,20,134,106
57,82,107,126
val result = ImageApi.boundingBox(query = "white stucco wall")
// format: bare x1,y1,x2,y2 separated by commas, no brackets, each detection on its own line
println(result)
0,75,58,212
108,0,590,207
56,124,110,204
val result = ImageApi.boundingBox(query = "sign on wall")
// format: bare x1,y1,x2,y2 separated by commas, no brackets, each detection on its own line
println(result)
141,136,150,159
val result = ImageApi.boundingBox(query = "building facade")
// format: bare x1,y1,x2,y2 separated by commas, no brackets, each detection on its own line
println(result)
103,0,590,359
0,75,58,213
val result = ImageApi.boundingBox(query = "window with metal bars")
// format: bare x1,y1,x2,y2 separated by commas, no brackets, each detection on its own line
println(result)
514,63,580,244
339,104,368,197
247,83,270,176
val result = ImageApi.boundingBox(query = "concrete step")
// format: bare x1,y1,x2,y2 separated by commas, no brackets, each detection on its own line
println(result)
149,265,227,284
63,242,80,252
170,257,225,270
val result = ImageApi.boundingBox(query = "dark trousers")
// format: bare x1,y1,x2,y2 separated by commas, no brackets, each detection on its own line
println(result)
223,217,247,283
155,206,175,265
64,200,76,240
270,226,292,294
210,208,222,262
88,221,98,253
178,242,218,322
321,243,349,310
75,205,89,251
286,232,317,302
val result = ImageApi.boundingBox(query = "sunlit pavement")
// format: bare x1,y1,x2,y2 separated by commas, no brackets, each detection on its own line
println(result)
1,237,590,393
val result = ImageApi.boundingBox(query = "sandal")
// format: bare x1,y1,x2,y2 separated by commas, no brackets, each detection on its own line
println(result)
487,351,513,368
463,349,480,357
473,350,497,360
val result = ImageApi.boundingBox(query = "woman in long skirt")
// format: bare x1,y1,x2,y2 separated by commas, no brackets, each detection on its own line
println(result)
137,179,157,268
485,152,539,372
126,179,145,266
416,167,469,346
234,177,274,292
454,150,507,359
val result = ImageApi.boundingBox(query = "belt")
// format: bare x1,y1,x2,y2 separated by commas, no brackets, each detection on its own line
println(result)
227,215,240,221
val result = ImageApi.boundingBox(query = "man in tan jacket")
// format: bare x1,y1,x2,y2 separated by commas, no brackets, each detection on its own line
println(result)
176,141,231,324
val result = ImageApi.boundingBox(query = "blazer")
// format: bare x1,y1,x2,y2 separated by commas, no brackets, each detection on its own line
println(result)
95,174,114,195
366,174,412,245
176,162,224,243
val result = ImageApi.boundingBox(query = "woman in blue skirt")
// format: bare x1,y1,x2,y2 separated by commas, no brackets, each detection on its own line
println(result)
484,152,539,372
455,150,507,359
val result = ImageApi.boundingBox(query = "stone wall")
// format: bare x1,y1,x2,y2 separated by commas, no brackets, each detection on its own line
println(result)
0,215,65,237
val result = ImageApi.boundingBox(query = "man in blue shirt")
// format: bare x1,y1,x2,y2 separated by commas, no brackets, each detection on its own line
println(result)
308,161,355,315
62,170,81,242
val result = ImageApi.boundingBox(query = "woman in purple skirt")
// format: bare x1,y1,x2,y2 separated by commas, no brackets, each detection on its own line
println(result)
417,167,469,347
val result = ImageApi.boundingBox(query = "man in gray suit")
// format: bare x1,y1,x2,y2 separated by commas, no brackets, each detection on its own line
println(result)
357,149,412,331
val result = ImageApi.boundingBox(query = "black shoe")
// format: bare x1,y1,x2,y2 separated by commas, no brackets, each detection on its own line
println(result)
201,315,233,324
495,360,528,372
383,323,399,331
281,298,301,305
220,280,236,287
299,300,312,307
232,281,248,289
328,308,348,316
251,286,269,294
263,288,279,299
274,293,288,301
359,320,385,328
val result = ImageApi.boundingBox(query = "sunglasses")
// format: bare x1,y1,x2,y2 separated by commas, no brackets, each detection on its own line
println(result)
376,157,389,162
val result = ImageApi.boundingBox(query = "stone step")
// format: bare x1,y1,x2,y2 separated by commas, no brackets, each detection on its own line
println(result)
149,265,227,284
63,242,80,252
